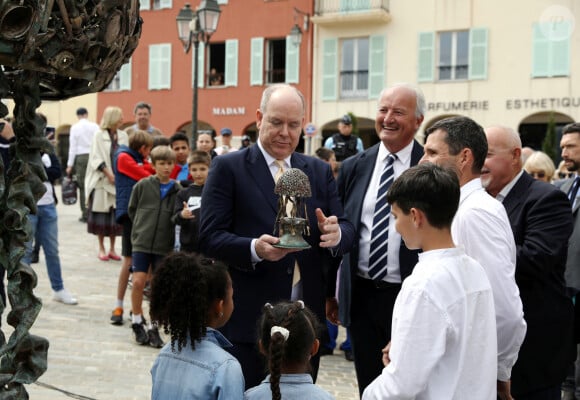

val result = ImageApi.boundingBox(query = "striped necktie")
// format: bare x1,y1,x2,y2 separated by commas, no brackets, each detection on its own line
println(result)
368,154,397,281
568,176,580,208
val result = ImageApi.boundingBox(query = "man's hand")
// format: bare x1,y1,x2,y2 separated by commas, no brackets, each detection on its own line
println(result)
382,342,391,367
316,208,340,248
66,166,73,176
255,234,299,261
326,297,340,325
497,380,513,400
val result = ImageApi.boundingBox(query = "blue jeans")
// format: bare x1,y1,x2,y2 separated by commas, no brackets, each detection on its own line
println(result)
326,320,352,351
22,203,64,291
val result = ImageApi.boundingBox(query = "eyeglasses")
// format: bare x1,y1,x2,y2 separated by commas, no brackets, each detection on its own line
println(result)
529,171,546,179
559,172,574,179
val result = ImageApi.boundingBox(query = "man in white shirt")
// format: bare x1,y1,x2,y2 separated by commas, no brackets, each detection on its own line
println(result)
420,116,527,400
66,107,99,222
363,163,496,400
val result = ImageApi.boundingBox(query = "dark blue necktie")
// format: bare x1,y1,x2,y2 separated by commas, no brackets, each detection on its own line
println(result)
368,154,397,281
568,176,580,207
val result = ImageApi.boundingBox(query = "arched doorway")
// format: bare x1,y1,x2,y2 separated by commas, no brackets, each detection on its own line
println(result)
518,111,574,150
320,117,377,151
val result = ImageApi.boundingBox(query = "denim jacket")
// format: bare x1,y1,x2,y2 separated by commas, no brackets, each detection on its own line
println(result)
244,374,335,400
151,328,245,400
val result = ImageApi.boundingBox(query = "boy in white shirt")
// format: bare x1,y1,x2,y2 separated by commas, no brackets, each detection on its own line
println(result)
363,163,497,400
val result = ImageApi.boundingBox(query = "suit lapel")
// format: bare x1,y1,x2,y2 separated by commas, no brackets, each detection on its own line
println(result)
351,145,379,228
502,173,530,216
245,146,278,214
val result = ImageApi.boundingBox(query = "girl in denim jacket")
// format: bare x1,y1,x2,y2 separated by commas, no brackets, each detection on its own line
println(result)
150,253,244,399
244,301,335,400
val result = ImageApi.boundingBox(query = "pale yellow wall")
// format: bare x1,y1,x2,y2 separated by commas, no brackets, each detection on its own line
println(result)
3,93,98,130
313,0,580,144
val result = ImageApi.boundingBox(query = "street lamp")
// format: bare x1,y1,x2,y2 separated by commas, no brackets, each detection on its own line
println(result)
176,1,221,148
288,7,310,47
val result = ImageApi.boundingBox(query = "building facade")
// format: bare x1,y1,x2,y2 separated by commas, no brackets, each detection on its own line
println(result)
313,0,579,155
98,0,314,150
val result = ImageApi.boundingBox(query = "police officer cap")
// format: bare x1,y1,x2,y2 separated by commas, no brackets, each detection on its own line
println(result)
341,114,352,125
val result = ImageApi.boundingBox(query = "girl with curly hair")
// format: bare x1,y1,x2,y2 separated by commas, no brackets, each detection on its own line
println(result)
150,252,244,399
244,301,335,400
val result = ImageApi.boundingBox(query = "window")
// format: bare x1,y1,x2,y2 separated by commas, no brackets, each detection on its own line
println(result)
208,39,238,87
140,0,150,10
438,31,468,80
250,37,299,86
266,39,286,83
153,0,171,10
418,28,488,82
532,21,570,78
340,38,369,99
149,44,171,90
106,58,132,91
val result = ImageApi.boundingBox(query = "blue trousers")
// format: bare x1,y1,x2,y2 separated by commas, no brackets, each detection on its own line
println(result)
23,203,64,291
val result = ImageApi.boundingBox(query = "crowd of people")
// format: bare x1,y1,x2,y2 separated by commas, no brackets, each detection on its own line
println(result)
9,82,580,400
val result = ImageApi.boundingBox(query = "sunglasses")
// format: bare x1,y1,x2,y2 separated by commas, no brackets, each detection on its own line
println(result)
529,171,546,179
559,172,573,179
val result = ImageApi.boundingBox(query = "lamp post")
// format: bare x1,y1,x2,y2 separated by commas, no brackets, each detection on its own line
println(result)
176,1,221,148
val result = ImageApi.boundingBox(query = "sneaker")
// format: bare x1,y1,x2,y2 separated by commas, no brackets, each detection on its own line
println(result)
53,289,78,305
148,326,164,348
110,307,123,325
132,322,148,345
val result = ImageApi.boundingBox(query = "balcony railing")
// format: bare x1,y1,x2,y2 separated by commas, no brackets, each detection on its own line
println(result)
315,0,390,15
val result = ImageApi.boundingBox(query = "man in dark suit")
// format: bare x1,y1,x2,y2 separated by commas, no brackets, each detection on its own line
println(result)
326,83,424,396
199,84,354,389
558,122,580,400
482,125,574,400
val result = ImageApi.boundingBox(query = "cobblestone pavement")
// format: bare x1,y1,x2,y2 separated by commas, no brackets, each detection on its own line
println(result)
11,187,359,399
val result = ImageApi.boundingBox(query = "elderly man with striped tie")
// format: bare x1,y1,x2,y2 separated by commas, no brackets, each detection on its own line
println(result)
326,83,425,396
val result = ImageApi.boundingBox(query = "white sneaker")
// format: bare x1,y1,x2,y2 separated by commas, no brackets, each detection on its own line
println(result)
53,289,78,305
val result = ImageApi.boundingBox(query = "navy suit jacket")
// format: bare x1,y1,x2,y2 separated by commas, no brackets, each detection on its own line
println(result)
332,140,423,326
503,172,574,396
199,145,354,343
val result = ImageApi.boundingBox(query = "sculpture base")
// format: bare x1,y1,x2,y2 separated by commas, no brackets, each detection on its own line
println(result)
273,217,311,249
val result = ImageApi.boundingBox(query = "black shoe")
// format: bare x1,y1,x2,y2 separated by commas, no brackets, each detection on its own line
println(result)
132,323,148,345
344,349,354,362
79,216,87,223
319,346,334,356
110,307,123,325
31,250,39,264
148,327,164,348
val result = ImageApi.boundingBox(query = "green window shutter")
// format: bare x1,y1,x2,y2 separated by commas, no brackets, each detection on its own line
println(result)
119,58,132,90
532,23,550,77
250,37,264,86
160,44,171,89
368,35,385,99
149,44,171,89
225,39,238,87
322,38,337,101
550,21,570,76
468,28,488,80
191,42,205,88
417,32,434,82
285,37,299,84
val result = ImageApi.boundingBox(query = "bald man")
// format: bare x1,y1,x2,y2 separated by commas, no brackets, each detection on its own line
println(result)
483,125,574,400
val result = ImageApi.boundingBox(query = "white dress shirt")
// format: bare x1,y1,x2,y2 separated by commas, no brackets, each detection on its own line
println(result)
358,140,414,282
67,117,99,167
451,178,527,381
363,248,497,400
